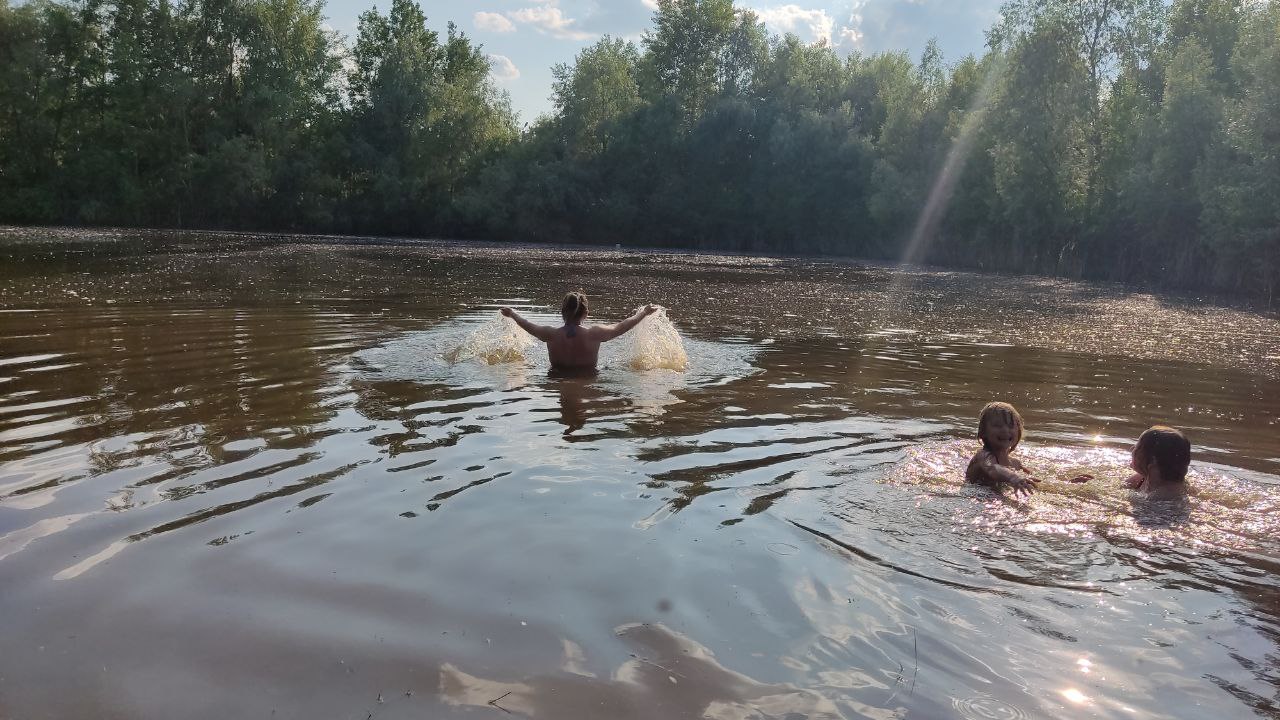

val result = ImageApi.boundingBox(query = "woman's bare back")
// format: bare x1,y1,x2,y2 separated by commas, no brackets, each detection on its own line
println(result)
547,326,604,370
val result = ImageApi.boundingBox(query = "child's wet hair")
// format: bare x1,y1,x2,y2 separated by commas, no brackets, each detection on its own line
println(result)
561,291,588,323
977,401,1023,451
1134,426,1191,483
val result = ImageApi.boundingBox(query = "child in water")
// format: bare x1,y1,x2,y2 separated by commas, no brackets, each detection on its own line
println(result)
965,402,1092,496
501,291,659,372
1125,425,1192,500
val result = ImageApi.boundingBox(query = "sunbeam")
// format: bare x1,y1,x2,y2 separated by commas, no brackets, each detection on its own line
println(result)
900,57,1006,268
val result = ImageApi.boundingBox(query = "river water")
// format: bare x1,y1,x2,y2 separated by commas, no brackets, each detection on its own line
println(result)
1,227,1277,719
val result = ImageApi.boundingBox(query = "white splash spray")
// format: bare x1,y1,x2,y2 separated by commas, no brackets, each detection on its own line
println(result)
444,314,538,365
611,306,688,372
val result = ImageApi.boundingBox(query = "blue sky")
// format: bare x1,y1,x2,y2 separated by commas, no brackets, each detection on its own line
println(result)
322,0,1005,122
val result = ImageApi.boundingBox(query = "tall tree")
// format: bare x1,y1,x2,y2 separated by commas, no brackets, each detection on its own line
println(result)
993,0,1164,212
551,36,642,158
345,0,514,232
988,17,1091,272
640,0,738,128
1199,3,1280,302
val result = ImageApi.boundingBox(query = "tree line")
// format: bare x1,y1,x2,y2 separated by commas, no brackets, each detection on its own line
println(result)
1,0,1277,301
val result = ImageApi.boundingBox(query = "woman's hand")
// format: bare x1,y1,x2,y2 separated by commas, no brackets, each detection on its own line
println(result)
500,307,514,318
642,304,659,316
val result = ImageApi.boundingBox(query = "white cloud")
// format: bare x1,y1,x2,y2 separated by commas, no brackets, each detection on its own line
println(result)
835,1,868,51
488,53,520,81
506,5,595,41
753,5,835,45
838,25,863,47
474,11,516,33
641,0,659,9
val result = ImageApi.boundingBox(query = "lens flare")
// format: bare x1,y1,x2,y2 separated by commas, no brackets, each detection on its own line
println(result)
900,56,1006,267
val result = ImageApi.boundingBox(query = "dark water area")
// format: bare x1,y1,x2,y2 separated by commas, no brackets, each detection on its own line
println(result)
1,227,1278,719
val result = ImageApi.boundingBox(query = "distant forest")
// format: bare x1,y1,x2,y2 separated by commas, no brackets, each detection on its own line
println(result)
1,0,1277,300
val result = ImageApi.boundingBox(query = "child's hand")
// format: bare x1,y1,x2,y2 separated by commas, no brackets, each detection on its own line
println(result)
1005,475,1039,497
1124,473,1144,489
1066,474,1093,483
643,304,659,316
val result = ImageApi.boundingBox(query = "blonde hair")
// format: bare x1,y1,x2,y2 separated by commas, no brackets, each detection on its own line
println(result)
977,401,1024,451
561,291,588,323
1134,426,1191,483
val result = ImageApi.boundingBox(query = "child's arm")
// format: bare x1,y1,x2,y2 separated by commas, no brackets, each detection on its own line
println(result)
500,308,556,342
592,304,659,342
967,453,1039,496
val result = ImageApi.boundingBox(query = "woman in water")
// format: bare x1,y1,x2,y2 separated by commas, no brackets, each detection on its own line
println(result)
501,292,659,372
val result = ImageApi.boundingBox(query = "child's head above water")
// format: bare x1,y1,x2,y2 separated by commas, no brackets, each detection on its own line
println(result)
561,291,589,324
1132,425,1191,483
977,401,1023,453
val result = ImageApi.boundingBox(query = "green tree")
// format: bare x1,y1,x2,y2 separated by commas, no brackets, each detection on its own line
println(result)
345,0,514,232
640,0,738,128
551,36,642,157
988,18,1091,272
1199,3,1280,302
993,0,1164,213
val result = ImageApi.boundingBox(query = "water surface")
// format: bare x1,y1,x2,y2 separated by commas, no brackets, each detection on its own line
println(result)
1,227,1278,719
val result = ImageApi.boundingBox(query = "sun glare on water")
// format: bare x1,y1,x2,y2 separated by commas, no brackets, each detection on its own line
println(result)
1061,688,1089,704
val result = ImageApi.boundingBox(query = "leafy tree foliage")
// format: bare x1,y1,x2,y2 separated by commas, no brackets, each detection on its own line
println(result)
0,0,512,232
551,37,641,158
1,0,1277,301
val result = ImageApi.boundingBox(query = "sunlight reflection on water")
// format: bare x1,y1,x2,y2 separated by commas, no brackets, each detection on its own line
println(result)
884,440,1280,556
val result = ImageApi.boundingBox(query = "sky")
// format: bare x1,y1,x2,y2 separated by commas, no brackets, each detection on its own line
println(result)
321,0,1005,122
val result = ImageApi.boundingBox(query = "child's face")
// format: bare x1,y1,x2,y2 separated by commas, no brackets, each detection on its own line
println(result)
982,416,1019,453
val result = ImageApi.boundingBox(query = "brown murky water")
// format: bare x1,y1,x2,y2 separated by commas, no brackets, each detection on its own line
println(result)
1,227,1278,720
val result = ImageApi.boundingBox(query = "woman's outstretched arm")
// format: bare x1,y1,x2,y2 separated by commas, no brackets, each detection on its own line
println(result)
501,307,556,342
595,305,659,342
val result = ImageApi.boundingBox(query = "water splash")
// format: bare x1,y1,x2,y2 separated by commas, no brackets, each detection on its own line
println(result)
443,308,689,372
443,314,537,365
354,309,749,390
884,440,1280,555
609,307,688,372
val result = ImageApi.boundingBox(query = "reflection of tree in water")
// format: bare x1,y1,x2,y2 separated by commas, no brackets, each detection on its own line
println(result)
80,307,338,452
0,305,348,531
